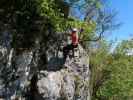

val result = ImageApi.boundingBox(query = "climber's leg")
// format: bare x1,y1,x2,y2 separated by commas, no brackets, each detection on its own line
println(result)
63,46,67,63
63,45,70,63
71,44,74,57
72,44,78,58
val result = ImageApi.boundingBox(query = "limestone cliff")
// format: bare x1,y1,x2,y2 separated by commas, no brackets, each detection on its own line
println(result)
0,34,91,100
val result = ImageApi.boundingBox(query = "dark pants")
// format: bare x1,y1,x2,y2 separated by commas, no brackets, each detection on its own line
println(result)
63,43,78,63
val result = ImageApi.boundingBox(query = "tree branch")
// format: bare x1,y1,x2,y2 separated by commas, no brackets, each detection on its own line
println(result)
80,24,105,42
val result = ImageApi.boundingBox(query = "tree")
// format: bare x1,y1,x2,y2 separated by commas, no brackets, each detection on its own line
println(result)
89,39,112,100
96,39,133,100
0,0,70,48
115,39,133,55
79,0,120,42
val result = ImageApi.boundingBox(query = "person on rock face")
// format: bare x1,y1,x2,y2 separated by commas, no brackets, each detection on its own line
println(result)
63,28,79,63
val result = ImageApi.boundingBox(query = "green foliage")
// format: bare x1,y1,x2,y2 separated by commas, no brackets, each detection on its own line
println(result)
90,38,133,100
115,39,133,55
97,55,133,100
89,40,112,99
0,0,70,48
0,0,111,49
0,0,43,48
66,18,96,40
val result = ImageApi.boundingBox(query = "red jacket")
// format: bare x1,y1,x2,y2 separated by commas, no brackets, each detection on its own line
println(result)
71,32,79,45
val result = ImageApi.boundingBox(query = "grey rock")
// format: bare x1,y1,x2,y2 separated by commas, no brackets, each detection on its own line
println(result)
0,31,91,100
33,45,90,100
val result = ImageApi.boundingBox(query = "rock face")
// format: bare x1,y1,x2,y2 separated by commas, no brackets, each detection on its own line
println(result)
0,46,34,99
0,32,90,100
29,45,91,100
36,70,75,100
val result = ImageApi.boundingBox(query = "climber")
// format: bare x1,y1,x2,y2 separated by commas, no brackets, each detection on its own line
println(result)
63,28,79,63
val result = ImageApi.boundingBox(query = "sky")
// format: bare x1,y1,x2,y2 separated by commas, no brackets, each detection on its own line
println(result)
72,0,133,42
108,0,133,41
